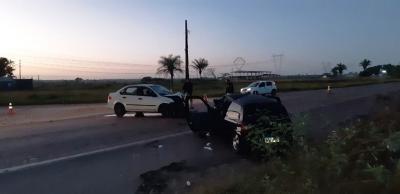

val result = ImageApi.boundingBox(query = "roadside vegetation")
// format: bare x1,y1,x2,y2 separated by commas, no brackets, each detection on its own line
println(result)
191,94,400,194
1,56,400,105
1,77,399,105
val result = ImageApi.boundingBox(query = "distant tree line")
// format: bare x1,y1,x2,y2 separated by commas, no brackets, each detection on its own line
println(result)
328,58,400,78
357,58,400,78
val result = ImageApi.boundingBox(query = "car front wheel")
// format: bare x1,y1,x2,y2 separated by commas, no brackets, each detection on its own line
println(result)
114,103,126,118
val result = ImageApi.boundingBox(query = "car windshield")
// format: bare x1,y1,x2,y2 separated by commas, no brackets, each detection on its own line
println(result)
248,82,259,87
150,85,172,96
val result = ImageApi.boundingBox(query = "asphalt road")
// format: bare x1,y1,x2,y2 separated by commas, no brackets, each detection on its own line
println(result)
0,83,399,194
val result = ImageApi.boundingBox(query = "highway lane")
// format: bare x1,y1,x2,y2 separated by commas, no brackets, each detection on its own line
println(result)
0,133,238,194
0,83,399,193
0,115,188,169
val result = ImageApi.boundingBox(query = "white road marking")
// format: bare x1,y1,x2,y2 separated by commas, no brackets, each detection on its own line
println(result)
0,130,192,175
104,113,162,117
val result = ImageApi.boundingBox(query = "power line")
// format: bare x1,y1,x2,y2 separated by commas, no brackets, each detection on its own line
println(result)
19,55,156,67
23,60,154,71
23,64,155,75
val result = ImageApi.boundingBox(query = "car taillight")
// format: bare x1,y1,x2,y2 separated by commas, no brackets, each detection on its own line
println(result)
108,95,112,102
240,124,248,131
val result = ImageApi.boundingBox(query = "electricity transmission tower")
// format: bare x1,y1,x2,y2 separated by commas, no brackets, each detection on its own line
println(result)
272,54,283,75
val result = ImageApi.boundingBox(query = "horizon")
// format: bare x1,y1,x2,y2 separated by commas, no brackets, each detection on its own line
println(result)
1,0,399,80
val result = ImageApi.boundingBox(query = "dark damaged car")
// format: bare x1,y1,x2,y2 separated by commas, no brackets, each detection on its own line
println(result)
187,93,291,153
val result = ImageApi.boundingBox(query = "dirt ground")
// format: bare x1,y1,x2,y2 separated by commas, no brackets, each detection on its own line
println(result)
0,103,109,127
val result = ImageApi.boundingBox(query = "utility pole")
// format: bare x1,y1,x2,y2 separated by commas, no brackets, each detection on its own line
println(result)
19,60,21,79
185,20,189,80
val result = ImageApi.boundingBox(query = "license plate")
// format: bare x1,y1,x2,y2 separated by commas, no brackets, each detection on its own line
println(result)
264,137,280,144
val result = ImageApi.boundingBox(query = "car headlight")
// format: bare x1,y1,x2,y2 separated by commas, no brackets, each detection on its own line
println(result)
241,88,250,92
226,111,240,122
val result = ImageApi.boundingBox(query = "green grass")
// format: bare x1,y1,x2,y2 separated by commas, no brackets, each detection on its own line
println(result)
1,78,399,105
190,93,400,194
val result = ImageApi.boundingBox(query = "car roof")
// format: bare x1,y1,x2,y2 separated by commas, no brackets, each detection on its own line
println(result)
123,84,160,88
233,94,280,106
252,80,274,83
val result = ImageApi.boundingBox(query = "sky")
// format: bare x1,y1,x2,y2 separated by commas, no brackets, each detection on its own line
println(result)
0,0,399,79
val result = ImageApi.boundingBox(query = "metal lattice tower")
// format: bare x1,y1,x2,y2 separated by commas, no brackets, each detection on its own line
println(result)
272,54,283,75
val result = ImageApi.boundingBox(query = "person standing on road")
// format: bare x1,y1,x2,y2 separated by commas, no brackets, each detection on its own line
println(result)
225,79,234,94
183,79,193,109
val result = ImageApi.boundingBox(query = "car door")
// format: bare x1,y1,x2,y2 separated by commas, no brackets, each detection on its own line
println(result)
187,97,214,133
258,82,267,94
136,86,159,112
120,86,139,111
265,81,273,94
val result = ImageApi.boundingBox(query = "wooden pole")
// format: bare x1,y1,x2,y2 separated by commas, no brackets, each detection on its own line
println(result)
185,20,189,80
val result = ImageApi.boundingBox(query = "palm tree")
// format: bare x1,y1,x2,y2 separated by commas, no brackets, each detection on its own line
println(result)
157,54,183,90
360,59,371,70
336,63,347,75
191,58,209,79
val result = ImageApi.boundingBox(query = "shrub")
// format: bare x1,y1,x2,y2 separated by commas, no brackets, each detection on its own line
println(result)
219,95,400,194
245,111,304,160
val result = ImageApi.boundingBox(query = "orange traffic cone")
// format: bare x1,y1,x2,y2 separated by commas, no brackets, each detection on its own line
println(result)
8,102,15,115
327,85,332,94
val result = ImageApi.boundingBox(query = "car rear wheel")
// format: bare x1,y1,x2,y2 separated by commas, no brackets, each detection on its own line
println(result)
114,103,126,118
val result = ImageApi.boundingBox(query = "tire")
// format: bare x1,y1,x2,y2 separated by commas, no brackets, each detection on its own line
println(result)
114,103,126,118
271,89,277,96
232,133,250,154
158,104,170,117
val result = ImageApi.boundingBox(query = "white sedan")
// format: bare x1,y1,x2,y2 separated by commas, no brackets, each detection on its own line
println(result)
107,84,183,117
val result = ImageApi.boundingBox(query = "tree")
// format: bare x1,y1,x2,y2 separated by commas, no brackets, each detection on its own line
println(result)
360,59,371,70
141,76,152,83
335,63,347,75
331,67,339,77
157,54,183,90
75,77,83,82
191,58,209,79
331,63,347,77
0,57,15,77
